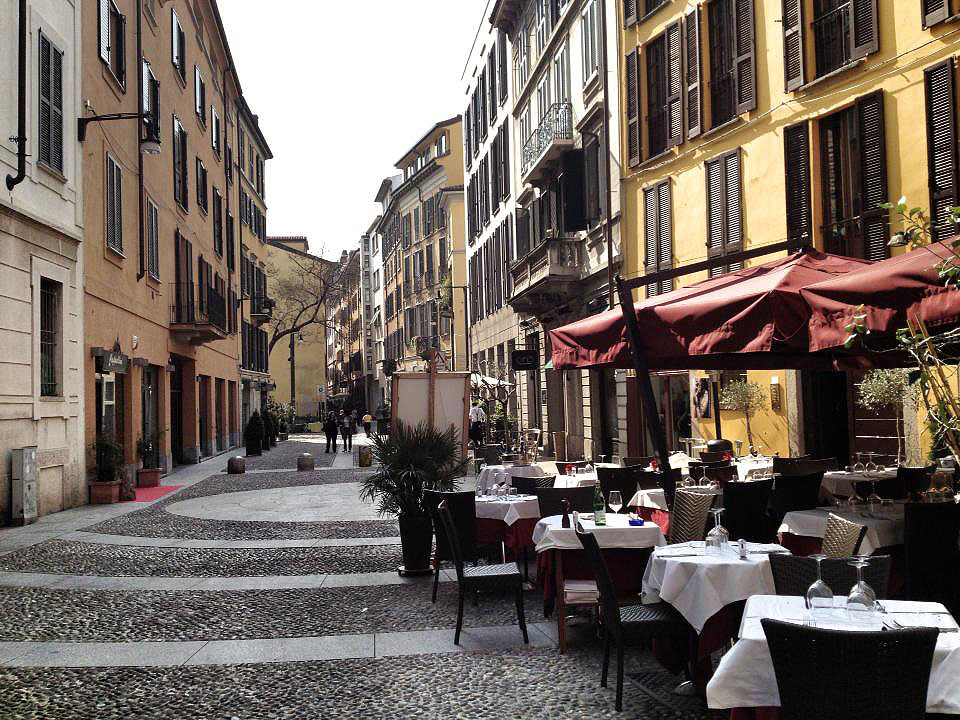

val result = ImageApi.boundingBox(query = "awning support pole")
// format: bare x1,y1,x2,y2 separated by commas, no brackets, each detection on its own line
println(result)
711,378,722,439
615,275,675,508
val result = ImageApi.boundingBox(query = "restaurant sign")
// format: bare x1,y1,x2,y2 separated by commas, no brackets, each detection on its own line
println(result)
511,349,539,371
92,346,129,373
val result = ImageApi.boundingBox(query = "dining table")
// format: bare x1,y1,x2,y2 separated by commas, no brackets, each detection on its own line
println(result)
707,595,960,717
473,494,541,552
820,468,897,499
553,471,598,488
734,457,774,480
778,503,904,556
476,463,545,492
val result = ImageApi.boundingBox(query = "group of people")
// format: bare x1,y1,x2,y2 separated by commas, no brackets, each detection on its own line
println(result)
322,409,374,453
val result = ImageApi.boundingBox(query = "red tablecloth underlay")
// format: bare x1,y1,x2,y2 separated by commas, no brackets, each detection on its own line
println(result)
475,517,539,550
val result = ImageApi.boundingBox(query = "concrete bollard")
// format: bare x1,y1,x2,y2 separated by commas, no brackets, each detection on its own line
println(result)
227,456,245,474
297,453,315,471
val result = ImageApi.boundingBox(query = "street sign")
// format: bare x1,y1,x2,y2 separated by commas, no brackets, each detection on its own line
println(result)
511,349,538,371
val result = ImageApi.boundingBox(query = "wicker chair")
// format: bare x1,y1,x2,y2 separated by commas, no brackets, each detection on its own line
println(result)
821,513,867,558
535,474,556,488
575,523,687,712
534,486,595,517
436,500,528,646
511,476,537,494
635,471,662,490
768,554,892,599
597,467,641,511
722,479,773,543
668,488,716,544
768,464,829,531
898,465,936,498
761,618,937,720
424,490,482,604
904,500,960,611
622,456,654,468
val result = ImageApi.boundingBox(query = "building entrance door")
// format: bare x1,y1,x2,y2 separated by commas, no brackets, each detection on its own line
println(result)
170,360,183,465
198,377,210,459
215,379,225,452
141,366,158,467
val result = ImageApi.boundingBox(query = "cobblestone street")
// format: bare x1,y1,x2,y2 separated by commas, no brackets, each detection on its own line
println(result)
0,437,723,719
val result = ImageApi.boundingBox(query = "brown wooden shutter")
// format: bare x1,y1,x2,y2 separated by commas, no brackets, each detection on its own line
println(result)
706,150,742,276
643,186,658,296
924,59,959,240
626,49,641,166
856,91,889,261
784,122,812,247
923,0,950,27
706,156,724,277
624,0,638,26
724,150,743,271
734,0,757,114
666,21,683,149
782,0,805,91
684,8,702,139
851,0,879,60
657,181,673,294
99,0,110,63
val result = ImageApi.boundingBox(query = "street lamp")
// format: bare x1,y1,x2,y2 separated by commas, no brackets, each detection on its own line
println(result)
78,112,161,154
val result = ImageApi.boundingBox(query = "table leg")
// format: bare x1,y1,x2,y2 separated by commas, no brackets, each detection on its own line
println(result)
554,549,566,652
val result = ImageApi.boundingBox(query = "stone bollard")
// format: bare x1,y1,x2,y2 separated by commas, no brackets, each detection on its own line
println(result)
297,453,315,472
227,456,245,474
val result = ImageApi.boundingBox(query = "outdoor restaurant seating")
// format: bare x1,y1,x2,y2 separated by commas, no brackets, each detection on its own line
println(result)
621,455,654,467
424,489,483,603
721,479,772,543
898,464,936,497
667,488,716,544
699,450,727,463
767,462,829,529
510,476,537,494
436,500,528,646
534,486,594,517
635,470,662,490
820,512,867,557
768,554,892,598
597,467,641,512
761,618,938,720
904,500,960,611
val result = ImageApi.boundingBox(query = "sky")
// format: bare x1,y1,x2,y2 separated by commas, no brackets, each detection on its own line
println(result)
218,0,490,261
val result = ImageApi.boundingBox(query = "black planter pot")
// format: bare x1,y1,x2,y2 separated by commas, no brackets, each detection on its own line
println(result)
397,514,433,576
271,435,278,447
246,438,262,456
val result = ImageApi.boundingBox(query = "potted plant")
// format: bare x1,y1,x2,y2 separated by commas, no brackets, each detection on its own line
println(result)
245,411,265,456
89,432,123,504
719,379,766,455
360,421,469,575
264,411,277,448
857,369,913,464
136,432,162,487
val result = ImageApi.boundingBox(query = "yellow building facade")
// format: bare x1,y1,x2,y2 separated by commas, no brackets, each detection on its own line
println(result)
619,0,958,462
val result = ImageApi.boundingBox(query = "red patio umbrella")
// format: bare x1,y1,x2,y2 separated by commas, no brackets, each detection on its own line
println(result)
802,240,960,352
550,250,872,371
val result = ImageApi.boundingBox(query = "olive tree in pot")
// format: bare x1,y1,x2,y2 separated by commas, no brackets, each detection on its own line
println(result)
89,433,124,504
136,432,162,487
245,411,265,456
360,421,469,575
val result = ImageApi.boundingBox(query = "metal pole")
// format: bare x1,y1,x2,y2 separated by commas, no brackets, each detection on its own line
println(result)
289,333,296,413
711,378,722,439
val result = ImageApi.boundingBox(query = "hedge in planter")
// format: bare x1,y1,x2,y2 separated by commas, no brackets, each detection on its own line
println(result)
245,411,265,456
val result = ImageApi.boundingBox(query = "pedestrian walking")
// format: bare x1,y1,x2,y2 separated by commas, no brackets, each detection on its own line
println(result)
339,410,353,452
469,401,487,448
362,411,373,437
323,413,338,453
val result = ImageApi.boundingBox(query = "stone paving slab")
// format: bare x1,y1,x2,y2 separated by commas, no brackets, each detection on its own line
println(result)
61,530,402,549
2,640,208,668
185,633,375,665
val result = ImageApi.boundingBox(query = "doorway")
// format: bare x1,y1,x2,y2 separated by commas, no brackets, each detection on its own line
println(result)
141,366,159,467
198,376,210,458
170,360,183,465
215,378,225,453
802,370,850,466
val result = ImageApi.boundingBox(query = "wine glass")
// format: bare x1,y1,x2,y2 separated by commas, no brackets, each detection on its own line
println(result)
866,475,882,507
805,554,834,610
608,490,623,515
864,452,878,472
705,507,728,555
846,556,877,612
852,452,865,473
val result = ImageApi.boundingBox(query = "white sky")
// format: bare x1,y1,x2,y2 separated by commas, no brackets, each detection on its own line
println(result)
218,0,490,261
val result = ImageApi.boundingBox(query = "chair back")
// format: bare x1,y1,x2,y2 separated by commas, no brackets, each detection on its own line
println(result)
821,513,867,557
535,474,556,488
636,471,662,490
424,490,477,563
768,471,826,528
768,554,892,599
436,500,466,583
597,467,641,511
721,479,773,543
761,618,937,720
659,467,682,510
897,465,935,497
772,457,833,476
478,445,502,465
904,500,960,607
511,476,537,494
668,488,716,544
534,486,594,517
699,450,727,463
705,464,737,486
574,524,624,644
854,474,909,501
622,456,654,468
706,439,733,453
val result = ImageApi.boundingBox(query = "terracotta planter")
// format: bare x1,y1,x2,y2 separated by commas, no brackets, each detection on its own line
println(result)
138,468,162,488
88,480,121,504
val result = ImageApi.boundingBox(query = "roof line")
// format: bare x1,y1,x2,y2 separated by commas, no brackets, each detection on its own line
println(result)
394,116,461,167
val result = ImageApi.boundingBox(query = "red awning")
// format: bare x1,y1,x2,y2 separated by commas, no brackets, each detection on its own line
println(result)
550,250,872,371
802,240,960,352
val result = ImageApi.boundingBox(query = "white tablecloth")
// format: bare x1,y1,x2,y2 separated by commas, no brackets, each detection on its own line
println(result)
533,513,665,553
628,487,668,510
778,505,904,554
474,495,540,526
735,458,773,480
707,595,960,713
553,471,597,488
821,469,896,498
641,542,783,632
476,464,544,492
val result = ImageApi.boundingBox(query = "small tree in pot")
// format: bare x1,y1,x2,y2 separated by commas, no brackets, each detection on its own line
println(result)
360,421,469,575
90,432,124,503
719,379,766,455
136,431,162,487
857,369,913,464
245,411,265,456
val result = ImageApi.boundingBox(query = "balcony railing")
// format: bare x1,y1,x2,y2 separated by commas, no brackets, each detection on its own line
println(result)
508,236,585,314
521,103,574,183
170,283,228,342
813,2,851,77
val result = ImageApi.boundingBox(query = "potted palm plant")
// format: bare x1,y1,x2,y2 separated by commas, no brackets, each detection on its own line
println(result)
89,432,124,504
244,411,264,456
360,421,469,575
136,432,162,487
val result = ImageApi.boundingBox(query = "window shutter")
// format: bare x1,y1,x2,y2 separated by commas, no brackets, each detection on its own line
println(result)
856,91,889,261
643,186,659,296
923,0,950,27
626,49,640,166
171,9,180,70
516,208,530,257
925,59,959,240
117,14,127,84
99,0,110,63
724,149,743,256
502,126,511,197
734,0,756,114
51,44,62,171
783,122,812,247
657,181,672,295
684,8,702,139
782,0,805,91
851,0,879,60
624,0,638,26
665,21,683,149
561,149,587,231
706,157,724,269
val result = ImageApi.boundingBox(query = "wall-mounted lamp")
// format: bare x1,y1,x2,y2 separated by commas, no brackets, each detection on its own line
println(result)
770,375,781,411
78,111,160,154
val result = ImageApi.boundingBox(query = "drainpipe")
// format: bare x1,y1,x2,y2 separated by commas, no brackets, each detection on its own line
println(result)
136,0,146,279
5,0,27,192
599,0,615,309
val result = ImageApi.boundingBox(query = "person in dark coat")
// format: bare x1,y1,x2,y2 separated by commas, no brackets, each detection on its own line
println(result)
339,410,353,452
323,413,338,453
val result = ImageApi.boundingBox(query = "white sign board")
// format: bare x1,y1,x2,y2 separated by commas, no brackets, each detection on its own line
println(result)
391,371,470,456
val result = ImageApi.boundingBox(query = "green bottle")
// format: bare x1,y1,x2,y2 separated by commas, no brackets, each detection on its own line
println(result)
593,485,606,526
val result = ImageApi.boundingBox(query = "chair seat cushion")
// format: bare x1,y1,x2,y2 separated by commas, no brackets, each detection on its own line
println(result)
463,562,522,588
619,602,687,633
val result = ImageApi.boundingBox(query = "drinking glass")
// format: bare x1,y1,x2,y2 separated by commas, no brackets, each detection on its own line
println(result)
846,557,877,612
879,498,895,516
805,554,834,610
864,453,878,472
852,452,865,473
608,490,623,515
508,487,517,497
705,507,728,555
866,476,882,506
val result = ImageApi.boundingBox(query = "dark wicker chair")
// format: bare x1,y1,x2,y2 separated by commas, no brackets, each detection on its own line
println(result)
898,465,936,497
534,486,595,517
668,488,716,544
635,471,662,490
575,523,687,712
436,500,528,646
511,476,537,494
699,450,727,463
722,479,773,543
768,554,892,599
424,490,481,603
535,474,556,488
821,513,868,558
622,456,654,468
904,500,960,612
597,467,641,512
761,618,937,720
768,465,829,531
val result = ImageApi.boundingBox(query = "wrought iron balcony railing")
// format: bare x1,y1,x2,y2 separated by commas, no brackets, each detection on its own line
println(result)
521,102,574,176
170,283,227,334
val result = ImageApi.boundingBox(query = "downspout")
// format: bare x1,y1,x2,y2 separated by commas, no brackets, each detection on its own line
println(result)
5,0,27,192
136,0,146,279
599,0,615,309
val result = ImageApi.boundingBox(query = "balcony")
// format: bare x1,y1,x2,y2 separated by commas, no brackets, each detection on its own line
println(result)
250,293,274,327
521,103,574,187
170,283,228,344
508,235,585,315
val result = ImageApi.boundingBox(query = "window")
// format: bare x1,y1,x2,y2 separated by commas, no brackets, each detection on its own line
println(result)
517,22,530,88
414,207,421,241
705,149,742,277
141,60,160,143
171,8,185,82
782,0,877,88
499,124,511,199
784,122,812,247
581,0,599,85
106,155,123,253
925,59,959,240
707,0,755,127
196,158,208,211
373,270,380,291
646,22,682,157
146,198,159,279
488,47,498,125
173,116,188,209
226,213,235,271
554,42,570,104
536,75,551,124
924,0,960,27
238,128,245,168
213,188,223,255
643,180,673,296
536,0,549,54
211,107,221,155
435,132,448,157
99,0,126,87
479,71,488,142
685,8,703,139
497,31,508,104
225,144,233,182
38,33,63,173
39,278,60,397
625,49,640,167
585,134,601,223
194,66,206,123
